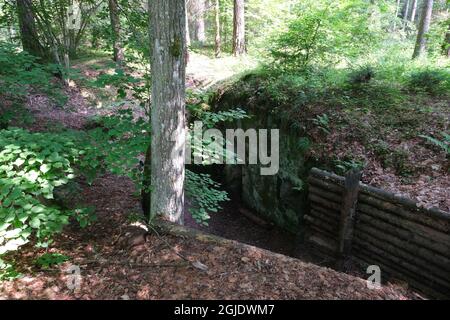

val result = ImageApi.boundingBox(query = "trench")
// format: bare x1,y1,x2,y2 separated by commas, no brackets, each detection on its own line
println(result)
180,84,377,281
184,164,305,258
182,83,329,266
185,111,326,266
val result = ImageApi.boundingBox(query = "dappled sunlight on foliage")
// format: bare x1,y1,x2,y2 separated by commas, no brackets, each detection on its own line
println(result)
0,128,94,256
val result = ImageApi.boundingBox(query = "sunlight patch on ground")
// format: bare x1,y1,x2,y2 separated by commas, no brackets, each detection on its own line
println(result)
187,52,258,90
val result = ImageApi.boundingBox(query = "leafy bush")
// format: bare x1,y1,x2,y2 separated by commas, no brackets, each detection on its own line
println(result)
82,107,233,226
0,43,52,98
0,258,20,281
334,158,366,175
0,42,66,128
185,171,229,226
79,109,150,185
260,72,332,109
269,0,384,71
420,132,450,158
347,66,375,86
311,114,330,134
34,253,69,269
0,128,94,256
408,69,450,95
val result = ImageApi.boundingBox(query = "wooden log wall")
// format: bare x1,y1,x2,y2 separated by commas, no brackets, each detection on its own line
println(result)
306,168,450,299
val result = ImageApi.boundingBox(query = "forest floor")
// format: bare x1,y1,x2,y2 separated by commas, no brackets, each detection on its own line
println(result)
0,52,433,299
0,175,415,300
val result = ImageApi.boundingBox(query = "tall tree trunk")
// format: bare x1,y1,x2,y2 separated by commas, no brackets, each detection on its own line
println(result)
185,0,191,47
402,0,411,19
214,0,221,58
444,24,450,58
413,0,434,59
109,0,124,64
192,0,206,45
232,0,246,56
395,0,401,18
409,0,418,22
16,0,47,60
393,0,402,30
402,0,411,30
149,0,187,224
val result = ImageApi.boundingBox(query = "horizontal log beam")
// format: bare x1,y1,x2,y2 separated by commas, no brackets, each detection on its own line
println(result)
308,176,344,194
309,209,339,227
359,194,450,233
353,253,448,299
357,202,450,245
360,184,450,222
309,185,343,204
354,224,450,278
309,193,342,211
356,212,450,262
353,237,450,291
304,214,339,236
310,167,450,223
307,234,338,255
309,203,340,219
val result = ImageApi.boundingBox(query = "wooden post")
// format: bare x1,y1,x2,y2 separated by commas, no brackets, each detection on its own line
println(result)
336,169,362,271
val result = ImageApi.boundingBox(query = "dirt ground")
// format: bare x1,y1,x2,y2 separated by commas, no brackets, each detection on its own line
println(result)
0,173,415,300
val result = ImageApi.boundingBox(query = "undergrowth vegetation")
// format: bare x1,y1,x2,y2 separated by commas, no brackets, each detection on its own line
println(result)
219,39,449,175
0,103,237,272
0,43,66,129
216,5,450,176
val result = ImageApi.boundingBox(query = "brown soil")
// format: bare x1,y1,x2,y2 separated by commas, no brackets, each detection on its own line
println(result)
0,173,415,300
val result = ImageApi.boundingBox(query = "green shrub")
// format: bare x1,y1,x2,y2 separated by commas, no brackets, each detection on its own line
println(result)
408,69,450,95
82,107,233,226
185,171,229,226
384,148,412,176
420,132,450,159
347,66,375,86
0,258,20,281
34,253,69,269
0,42,66,128
269,0,384,71
0,128,94,256
334,158,366,175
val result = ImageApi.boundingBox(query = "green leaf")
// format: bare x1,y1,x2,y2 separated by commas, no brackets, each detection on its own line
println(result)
13,158,25,167
29,217,41,229
40,164,51,174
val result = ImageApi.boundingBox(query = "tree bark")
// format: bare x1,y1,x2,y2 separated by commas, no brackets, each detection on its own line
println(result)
16,0,48,60
214,0,221,58
190,0,206,45
444,24,450,58
185,0,191,47
413,0,434,59
232,0,246,56
392,0,402,30
109,0,124,64
149,0,187,225
395,0,401,18
402,0,411,19
409,0,418,22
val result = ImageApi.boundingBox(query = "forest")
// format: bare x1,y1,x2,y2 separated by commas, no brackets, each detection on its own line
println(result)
0,0,449,302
